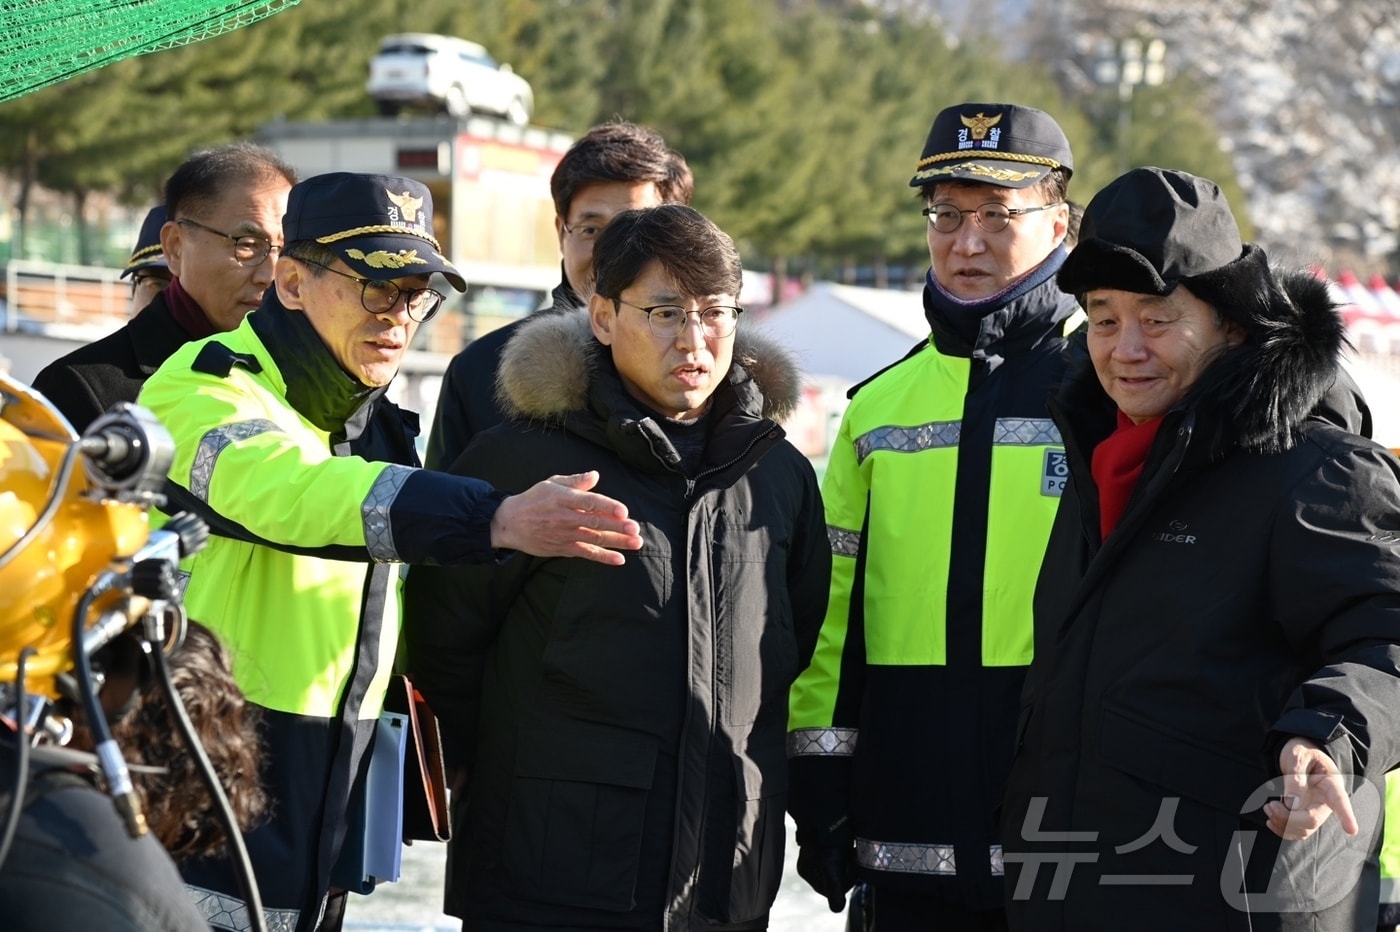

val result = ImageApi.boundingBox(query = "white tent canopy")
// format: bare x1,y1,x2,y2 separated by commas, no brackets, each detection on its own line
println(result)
750,283,927,384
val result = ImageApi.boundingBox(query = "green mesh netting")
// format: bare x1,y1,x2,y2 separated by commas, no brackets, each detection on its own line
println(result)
0,0,302,103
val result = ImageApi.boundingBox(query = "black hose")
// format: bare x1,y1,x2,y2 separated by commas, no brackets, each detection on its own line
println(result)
147,606,267,932
0,648,36,872
70,576,147,837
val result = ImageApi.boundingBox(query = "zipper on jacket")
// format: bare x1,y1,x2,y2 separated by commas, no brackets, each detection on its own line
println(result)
685,428,778,502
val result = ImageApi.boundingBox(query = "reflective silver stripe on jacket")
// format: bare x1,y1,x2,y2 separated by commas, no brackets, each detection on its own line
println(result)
854,420,960,465
1383,875,1400,906
828,525,860,559
787,727,858,757
363,463,413,562
185,884,301,932
856,839,1005,877
993,417,1062,445
189,419,281,501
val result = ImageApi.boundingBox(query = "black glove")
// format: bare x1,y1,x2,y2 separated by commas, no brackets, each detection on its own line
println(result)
797,844,857,913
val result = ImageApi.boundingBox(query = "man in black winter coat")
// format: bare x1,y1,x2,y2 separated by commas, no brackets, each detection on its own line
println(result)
403,204,831,931
32,142,296,432
1001,167,1400,931
423,120,692,470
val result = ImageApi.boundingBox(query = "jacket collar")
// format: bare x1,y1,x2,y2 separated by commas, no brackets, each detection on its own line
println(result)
548,267,584,313
247,295,384,437
922,245,1077,364
127,291,196,375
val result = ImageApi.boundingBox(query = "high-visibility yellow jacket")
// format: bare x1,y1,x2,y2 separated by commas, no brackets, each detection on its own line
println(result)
787,266,1078,909
139,300,504,931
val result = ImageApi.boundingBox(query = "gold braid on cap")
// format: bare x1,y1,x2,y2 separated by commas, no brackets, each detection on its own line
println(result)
915,150,1062,170
316,224,443,251
126,243,162,263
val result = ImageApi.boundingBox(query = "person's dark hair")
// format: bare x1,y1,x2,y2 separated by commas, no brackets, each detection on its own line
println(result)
165,142,297,221
281,238,339,271
592,204,741,301
105,622,266,863
920,166,1070,209
550,121,693,220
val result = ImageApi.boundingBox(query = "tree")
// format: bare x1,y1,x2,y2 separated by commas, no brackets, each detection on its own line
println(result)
0,0,1253,278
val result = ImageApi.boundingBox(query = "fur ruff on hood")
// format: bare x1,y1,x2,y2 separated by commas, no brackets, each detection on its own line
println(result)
494,308,803,425
1061,262,1351,455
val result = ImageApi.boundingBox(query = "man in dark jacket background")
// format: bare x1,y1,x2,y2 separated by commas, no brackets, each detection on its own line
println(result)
32,142,295,432
403,204,830,931
1002,167,1400,931
424,120,692,469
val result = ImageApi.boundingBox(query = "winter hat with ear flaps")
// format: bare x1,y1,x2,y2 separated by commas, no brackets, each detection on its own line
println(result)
1057,166,1274,334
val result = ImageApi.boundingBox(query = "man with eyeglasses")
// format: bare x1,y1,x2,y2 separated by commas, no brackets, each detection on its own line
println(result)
787,102,1079,932
402,203,830,930
33,142,296,433
138,172,645,932
424,120,693,471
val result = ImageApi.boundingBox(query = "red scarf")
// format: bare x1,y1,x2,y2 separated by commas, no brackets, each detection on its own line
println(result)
1090,411,1163,539
162,277,219,340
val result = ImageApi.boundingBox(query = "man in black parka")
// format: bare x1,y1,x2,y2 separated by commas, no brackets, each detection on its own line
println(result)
403,204,830,931
1002,167,1400,931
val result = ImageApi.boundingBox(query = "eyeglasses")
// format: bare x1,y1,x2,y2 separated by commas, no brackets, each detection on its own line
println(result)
131,272,170,292
297,259,446,323
560,219,604,244
613,298,743,339
921,201,1063,234
177,218,281,266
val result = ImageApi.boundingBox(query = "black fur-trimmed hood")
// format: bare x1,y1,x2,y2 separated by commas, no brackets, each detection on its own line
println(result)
1059,263,1352,454
494,307,803,425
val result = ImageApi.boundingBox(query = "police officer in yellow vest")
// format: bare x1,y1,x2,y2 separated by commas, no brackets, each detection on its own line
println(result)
787,103,1077,931
138,172,643,932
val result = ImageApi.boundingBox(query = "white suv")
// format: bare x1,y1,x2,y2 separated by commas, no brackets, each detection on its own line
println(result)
366,34,534,125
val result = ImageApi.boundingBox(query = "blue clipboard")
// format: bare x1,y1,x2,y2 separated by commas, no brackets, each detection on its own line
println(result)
330,711,409,894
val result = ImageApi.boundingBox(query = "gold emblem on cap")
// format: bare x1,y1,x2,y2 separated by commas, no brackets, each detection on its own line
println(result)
346,247,429,269
386,190,425,223
960,111,1002,140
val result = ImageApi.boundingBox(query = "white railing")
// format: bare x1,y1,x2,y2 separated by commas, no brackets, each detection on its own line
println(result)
2,259,127,334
